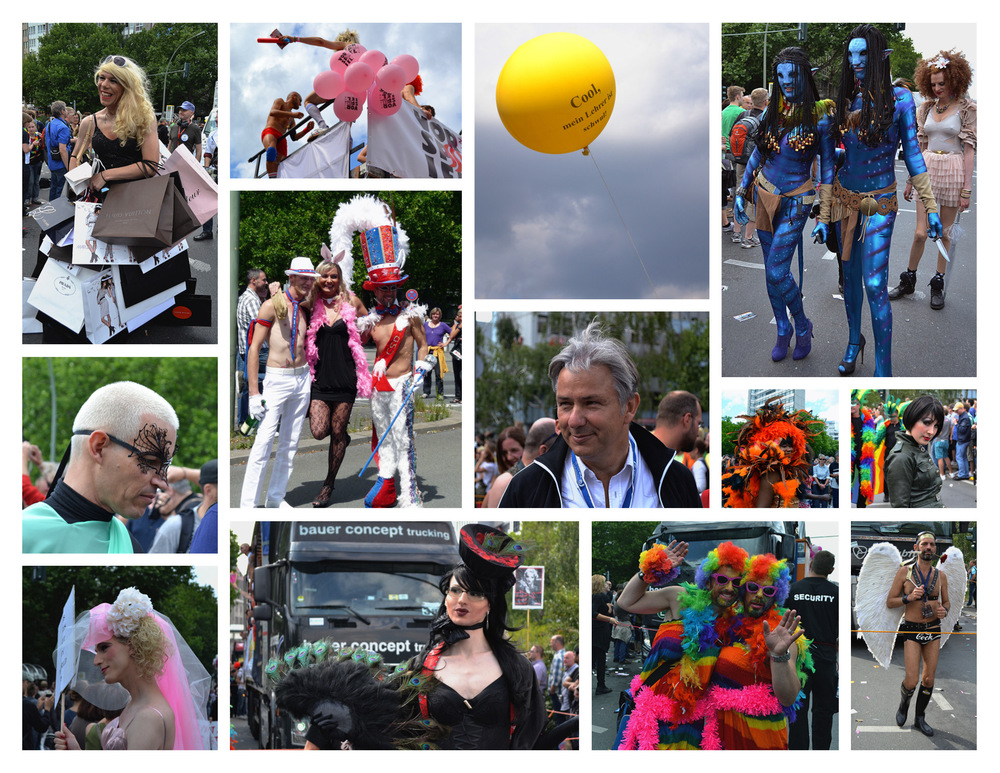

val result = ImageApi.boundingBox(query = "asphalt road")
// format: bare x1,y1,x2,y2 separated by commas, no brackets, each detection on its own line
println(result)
22,172,218,344
851,604,977,750
722,159,977,377
855,473,976,508
230,411,462,509
591,637,841,750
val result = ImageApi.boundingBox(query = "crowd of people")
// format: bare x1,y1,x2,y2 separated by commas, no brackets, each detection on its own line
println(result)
598,540,838,749
851,392,976,507
23,54,214,213
722,28,975,376
237,195,458,508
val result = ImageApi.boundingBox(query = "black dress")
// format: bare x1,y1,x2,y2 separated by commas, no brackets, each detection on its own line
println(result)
427,676,512,750
91,125,142,170
311,320,357,403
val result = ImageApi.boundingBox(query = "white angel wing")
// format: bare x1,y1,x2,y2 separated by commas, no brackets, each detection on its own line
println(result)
937,545,966,648
856,541,904,669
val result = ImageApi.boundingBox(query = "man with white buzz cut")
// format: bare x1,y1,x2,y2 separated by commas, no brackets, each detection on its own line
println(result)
22,381,179,554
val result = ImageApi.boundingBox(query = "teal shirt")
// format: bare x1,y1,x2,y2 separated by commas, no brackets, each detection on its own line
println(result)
22,502,135,553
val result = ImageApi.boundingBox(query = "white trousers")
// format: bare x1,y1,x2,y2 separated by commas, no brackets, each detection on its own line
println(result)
240,368,311,507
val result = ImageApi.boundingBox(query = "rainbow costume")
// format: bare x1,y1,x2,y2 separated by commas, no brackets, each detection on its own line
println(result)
618,542,747,750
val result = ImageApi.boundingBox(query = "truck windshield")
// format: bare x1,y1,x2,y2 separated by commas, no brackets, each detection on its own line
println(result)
290,566,443,617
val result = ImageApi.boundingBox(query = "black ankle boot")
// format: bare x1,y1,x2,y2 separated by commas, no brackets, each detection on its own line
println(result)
913,685,934,736
929,272,945,310
888,269,917,300
896,683,915,727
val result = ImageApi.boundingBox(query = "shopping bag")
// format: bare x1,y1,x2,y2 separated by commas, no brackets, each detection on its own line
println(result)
92,174,174,247
160,144,218,226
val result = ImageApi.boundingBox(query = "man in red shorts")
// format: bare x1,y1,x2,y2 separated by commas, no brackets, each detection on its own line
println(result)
261,91,313,178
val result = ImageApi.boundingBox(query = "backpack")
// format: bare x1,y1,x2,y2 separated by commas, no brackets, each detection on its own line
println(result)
729,111,761,165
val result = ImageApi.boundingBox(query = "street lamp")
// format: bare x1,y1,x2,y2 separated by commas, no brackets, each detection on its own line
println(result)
162,29,207,116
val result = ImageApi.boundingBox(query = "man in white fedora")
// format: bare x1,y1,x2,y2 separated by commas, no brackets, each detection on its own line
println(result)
240,256,317,507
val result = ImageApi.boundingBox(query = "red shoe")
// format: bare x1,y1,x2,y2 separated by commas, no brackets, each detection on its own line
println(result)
365,476,397,508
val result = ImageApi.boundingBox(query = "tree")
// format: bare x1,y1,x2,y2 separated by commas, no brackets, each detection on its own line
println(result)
475,312,709,431
22,357,217,473
592,522,660,588
22,566,217,677
22,23,218,117
722,23,921,101
506,521,579,653
237,191,461,314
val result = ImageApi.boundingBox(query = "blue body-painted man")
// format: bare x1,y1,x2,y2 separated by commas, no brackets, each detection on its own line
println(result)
814,25,942,377
735,48,835,363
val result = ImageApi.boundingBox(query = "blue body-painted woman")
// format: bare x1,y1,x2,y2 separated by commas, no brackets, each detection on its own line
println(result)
814,25,942,377
735,48,835,362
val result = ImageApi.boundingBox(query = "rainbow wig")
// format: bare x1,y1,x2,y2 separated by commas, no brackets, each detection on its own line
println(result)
744,553,792,606
694,541,749,590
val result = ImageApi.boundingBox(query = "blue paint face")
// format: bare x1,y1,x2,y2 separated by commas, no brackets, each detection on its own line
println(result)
776,62,804,103
849,38,868,81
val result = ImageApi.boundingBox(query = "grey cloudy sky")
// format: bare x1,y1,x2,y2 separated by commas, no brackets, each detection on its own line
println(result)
229,23,461,179
475,24,710,300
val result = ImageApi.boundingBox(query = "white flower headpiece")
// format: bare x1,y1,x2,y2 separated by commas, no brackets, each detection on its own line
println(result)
105,587,153,639
929,54,950,70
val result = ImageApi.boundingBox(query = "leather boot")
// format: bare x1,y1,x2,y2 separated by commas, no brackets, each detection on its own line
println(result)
896,683,915,727
929,272,945,310
888,269,916,300
913,684,934,736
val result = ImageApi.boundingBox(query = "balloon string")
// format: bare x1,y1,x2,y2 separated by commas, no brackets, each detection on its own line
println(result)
586,146,659,299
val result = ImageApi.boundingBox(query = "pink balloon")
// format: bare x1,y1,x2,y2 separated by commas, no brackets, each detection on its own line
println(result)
344,61,375,93
313,70,345,101
330,49,356,76
390,54,419,83
333,90,365,123
360,49,388,70
369,87,402,116
346,43,367,56
376,63,406,94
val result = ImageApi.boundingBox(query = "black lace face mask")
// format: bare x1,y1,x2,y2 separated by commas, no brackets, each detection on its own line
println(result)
74,422,175,478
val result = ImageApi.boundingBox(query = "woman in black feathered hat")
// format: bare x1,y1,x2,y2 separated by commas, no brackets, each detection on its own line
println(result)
276,524,546,749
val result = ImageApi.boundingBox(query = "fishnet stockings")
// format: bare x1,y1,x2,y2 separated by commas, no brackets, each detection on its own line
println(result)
309,400,354,488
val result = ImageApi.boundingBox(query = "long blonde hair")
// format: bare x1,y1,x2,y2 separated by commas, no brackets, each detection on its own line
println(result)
94,56,156,146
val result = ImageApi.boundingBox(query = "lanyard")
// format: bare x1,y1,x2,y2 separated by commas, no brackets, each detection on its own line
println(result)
570,434,638,508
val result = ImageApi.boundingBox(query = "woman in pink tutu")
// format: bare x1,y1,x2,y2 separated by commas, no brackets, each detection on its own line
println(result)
890,50,976,310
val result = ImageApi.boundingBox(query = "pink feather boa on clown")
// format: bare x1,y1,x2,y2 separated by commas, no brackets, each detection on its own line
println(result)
620,674,784,750
305,294,372,398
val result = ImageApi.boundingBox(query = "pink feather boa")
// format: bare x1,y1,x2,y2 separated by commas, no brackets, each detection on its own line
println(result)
305,294,372,398
620,675,784,750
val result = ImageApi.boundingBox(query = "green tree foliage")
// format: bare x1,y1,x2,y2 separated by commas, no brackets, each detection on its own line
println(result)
22,566,217,677
23,23,218,117
22,357,217,471
721,23,920,101
722,411,837,458
592,522,659,588
476,312,709,430
506,521,579,653
237,191,461,313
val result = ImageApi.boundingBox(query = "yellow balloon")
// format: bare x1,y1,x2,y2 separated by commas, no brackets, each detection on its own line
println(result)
496,32,615,155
